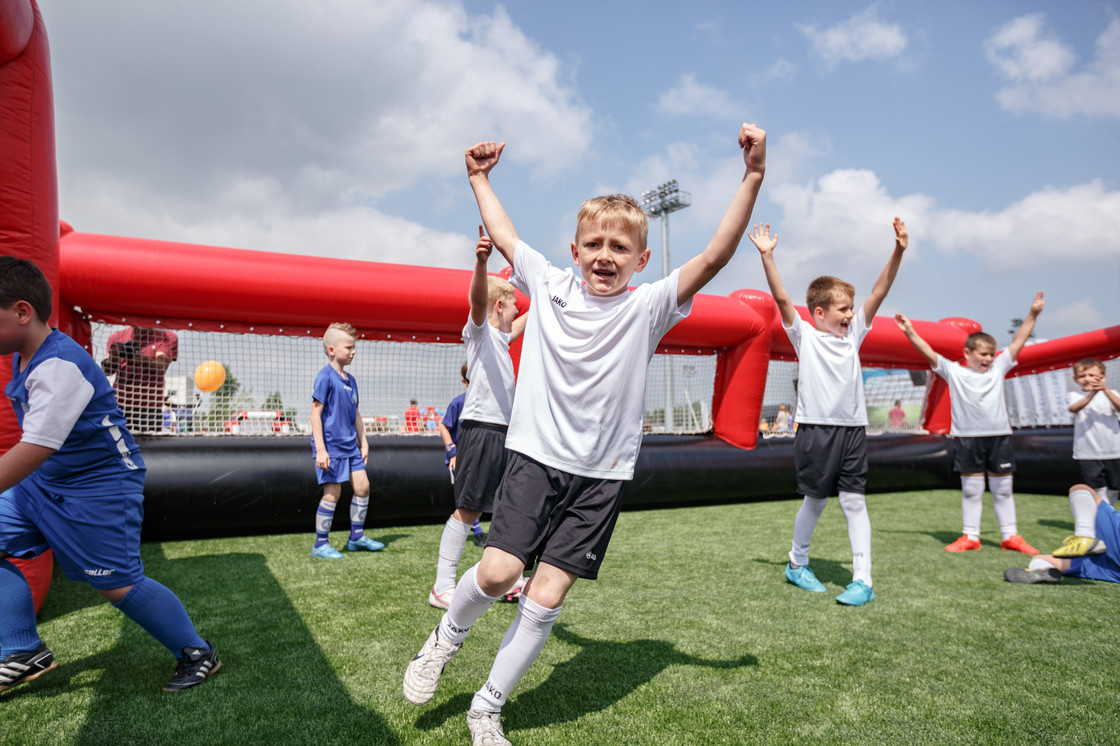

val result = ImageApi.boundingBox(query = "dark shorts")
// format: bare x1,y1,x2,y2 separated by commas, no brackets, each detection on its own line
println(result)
487,451,625,580
453,421,509,513
794,424,867,498
1067,500,1120,583
0,481,145,590
1075,459,1120,492
953,435,1014,474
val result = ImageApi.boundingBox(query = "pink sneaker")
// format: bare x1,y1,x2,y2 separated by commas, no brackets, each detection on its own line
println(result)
428,586,454,610
501,576,527,603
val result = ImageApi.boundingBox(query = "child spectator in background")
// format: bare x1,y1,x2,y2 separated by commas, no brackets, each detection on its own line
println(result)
0,257,218,694
894,291,1046,555
774,403,792,433
309,323,383,559
1052,359,1120,557
750,218,909,607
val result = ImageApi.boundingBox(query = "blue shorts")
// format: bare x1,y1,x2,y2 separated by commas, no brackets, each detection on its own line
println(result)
315,452,367,485
1067,500,1120,584
0,481,145,590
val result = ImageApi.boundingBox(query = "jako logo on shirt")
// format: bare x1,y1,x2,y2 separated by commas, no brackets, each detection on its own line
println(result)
551,295,567,308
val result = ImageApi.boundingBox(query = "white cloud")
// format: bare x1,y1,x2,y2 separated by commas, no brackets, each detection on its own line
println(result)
750,59,798,85
656,74,739,119
1044,298,1106,335
799,7,907,69
985,13,1120,120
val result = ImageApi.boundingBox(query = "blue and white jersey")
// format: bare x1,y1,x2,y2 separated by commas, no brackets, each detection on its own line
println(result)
312,365,361,458
7,329,145,496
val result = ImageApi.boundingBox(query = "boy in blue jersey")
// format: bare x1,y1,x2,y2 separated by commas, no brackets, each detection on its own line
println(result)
310,322,382,558
1005,484,1120,585
0,257,219,694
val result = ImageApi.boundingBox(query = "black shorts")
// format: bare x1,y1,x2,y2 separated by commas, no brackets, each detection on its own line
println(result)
453,421,509,513
487,451,625,580
794,424,867,498
1076,459,1120,492
953,435,1014,474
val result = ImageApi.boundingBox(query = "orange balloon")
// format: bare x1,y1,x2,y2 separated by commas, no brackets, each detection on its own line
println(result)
194,360,226,393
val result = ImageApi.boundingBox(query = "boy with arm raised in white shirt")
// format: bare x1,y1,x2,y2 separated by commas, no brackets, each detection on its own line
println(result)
404,122,766,746
894,291,1046,556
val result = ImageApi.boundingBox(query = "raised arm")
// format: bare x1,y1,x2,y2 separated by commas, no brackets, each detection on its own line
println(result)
469,226,493,327
1007,291,1045,361
676,123,766,306
894,313,939,368
466,141,519,266
748,224,798,328
509,312,528,342
862,218,908,320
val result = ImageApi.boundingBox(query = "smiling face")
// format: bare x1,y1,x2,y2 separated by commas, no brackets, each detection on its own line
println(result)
963,341,996,372
812,292,855,337
571,216,650,297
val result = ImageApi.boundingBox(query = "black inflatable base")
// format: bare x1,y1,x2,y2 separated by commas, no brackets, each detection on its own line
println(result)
136,429,1079,542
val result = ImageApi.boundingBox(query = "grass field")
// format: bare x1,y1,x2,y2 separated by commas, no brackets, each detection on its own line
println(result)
4,490,1119,745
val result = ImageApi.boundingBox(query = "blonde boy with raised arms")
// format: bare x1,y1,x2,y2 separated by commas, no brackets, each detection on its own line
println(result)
428,228,527,610
1052,358,1120,558
894,291,1046,555
749,218,908,607
403,123,766,746
309,323,382,558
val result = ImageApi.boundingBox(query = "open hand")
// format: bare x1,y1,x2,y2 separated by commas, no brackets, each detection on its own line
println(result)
747,223,777,254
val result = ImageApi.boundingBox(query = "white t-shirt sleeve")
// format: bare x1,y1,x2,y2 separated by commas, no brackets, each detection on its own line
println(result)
19,358,95,450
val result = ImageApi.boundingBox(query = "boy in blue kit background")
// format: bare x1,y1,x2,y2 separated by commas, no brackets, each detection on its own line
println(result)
895,292,1045,556
404,122,766,746
0,257,218,694
749,218,908,607
310,322,382,558
428,228,527,611
438,362,488,549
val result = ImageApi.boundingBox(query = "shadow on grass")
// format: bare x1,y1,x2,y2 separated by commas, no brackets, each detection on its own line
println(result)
752,557,855,588
362,532,409,549
415,623,757,732
43,546,400,745
1038,519,1075,532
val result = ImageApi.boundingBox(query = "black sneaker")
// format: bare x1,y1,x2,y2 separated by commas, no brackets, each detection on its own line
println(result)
471,532,488,547
1004,567,1062,584
0,643,57,694
163,642,221,692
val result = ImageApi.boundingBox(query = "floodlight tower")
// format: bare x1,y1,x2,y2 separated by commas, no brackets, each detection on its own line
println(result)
641,180,691,431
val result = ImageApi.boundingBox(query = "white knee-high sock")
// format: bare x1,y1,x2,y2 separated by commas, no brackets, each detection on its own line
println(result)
789,496,828,567
988,474,1017,539
434,517,472,593
1106,489,1118,507
960,476,985,539
1070,488,1099,538
838,491,872,586
471,595,562,713
440,564,501,644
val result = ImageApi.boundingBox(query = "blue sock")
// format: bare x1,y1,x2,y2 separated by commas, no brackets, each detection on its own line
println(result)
0,560,41,656
349,496,369,541
112,577,207,658
471,520,484,536
315,498,336,547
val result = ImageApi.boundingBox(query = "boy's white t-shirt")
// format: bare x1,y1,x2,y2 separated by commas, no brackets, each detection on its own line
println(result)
506,240,691,480
1066,390,1120,460
933,352,1015,437
785,309,872,426
460,318,516,426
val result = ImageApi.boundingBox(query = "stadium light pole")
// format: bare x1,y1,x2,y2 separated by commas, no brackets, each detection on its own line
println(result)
641,180,690,432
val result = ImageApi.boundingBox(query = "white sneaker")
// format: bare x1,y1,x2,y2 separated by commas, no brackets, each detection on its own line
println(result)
467,708,511,746
403,626,461,705
429,585,454,610
501,576,528,603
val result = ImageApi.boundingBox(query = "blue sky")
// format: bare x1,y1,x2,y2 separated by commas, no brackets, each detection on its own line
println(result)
42,1,1119,344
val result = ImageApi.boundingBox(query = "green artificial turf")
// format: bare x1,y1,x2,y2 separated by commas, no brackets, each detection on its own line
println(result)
4,490,1118,745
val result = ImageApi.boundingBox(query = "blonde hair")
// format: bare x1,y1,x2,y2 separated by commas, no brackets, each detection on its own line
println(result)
1073,358,1105,376
576,194,649,249
323,322,358,357
487,276,516,306
965,332,997,351
806,276,855,313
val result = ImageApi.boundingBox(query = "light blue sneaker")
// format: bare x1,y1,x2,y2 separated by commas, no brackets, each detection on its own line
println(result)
836,579,875,606
347,536,385,552
311,543,344,559
785,563,826,592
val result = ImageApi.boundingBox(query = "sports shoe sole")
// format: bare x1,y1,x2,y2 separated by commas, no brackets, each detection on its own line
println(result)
1004,567,1062,584
0,647,57,694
